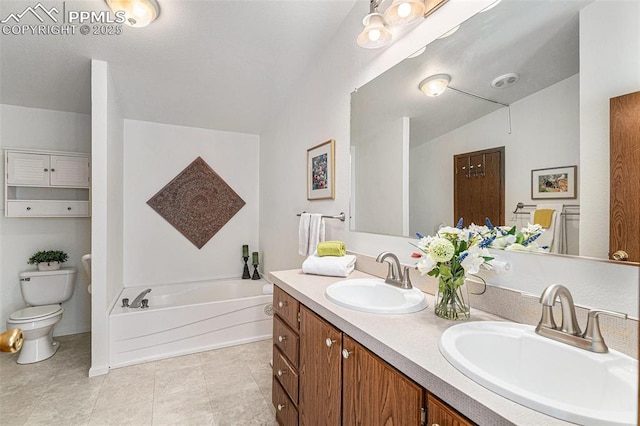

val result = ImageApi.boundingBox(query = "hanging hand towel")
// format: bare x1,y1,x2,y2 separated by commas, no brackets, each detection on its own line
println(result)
307,214,325,255
302,253,356,278
532,209,555,228
298,213,311,256
317,241,346,257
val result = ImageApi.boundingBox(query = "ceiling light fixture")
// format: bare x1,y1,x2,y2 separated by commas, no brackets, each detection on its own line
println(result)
418,74,451,97
357,0,449,49
105,0,160,28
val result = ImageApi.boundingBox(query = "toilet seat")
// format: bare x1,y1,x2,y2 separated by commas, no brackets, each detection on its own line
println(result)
9,305,62,322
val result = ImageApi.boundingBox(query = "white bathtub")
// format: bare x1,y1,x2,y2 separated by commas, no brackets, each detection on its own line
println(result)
109,278,273,368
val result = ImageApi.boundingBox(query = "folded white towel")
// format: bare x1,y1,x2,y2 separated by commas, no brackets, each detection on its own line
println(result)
302,253,356,278
298,213,311,256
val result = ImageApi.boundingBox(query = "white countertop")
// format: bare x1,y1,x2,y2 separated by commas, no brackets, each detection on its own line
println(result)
270,269,573,426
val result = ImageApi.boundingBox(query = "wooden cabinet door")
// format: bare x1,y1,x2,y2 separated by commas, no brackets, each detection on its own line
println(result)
6,152,50,186
610,91,640,262
342,335,423,426
49,155,90,187
298,306,342,426
426,393,474,426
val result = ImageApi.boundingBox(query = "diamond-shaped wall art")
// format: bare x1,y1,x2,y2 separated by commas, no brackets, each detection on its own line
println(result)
147,157,245,249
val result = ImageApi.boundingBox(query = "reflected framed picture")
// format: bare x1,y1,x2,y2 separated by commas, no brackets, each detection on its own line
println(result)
307,139,335,200
531,165,577,199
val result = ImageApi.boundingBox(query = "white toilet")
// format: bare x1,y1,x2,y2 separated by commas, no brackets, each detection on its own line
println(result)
6,268,76,364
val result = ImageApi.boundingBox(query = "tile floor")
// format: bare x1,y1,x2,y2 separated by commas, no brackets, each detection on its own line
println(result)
0,333,276,425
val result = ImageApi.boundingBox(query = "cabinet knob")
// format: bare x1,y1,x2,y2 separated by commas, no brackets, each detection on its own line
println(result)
325,338,336,347
44,168,48,172
26,207,31,211
277,403,285,411
277,369,286,377
278,335,286,343
342,349,352,359
50,168,55,172
278,301,287,308
612,250,629,261
67,207,72,211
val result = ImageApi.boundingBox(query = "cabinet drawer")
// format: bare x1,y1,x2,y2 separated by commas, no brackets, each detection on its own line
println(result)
273,379,298,426
7,200,90,217
273,286,300,330
274,316,299,368
274,347,299,405
427,393,475,426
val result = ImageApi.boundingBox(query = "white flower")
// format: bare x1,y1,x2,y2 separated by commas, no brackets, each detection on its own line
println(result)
491,234,516,248
428,237,455,262
460,245,491,274
417,255,437,275
522,222,543,234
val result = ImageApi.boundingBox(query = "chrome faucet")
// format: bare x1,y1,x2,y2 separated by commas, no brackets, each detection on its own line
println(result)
535,284,627,353
375,252,412,289
129,289,152,308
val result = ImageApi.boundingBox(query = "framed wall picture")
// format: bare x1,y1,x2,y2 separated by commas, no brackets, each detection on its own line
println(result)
307,139,335,200
531,165,577,199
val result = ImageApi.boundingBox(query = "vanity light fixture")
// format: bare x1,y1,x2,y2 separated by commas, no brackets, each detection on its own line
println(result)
384,0,426,26
357,0,449,49
357,12,394,49
105,0,160,28
418,73,451,97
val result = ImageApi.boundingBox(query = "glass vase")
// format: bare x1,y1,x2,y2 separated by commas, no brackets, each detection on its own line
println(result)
434,274,470,320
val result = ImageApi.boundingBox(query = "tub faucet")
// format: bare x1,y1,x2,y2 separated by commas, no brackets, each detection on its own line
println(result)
129,289,152,308
376,252,412,289
535,284,627,353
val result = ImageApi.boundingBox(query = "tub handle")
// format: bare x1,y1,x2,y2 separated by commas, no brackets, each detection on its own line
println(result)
141,299,149,309
278,335,286,343
122,298,129,308
277,369,286,377
278,301,287,309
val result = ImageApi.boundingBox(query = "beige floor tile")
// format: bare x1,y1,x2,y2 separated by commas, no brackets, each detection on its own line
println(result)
207,379,264,412
94,378,155,411
152,352,202,371
154,364,206,397
153,386,213,424
211,398,276,426
89,399,153,426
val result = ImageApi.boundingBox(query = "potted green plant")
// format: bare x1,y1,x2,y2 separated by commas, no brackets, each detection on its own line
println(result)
27,250,69,271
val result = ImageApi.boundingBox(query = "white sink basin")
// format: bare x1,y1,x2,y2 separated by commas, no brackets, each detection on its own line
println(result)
324,278,427,314
440,321,638,425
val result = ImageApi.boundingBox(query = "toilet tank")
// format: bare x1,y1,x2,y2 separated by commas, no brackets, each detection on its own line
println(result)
19,268,77,306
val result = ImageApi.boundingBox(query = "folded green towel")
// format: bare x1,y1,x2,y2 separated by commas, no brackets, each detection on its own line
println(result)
317,241,346,257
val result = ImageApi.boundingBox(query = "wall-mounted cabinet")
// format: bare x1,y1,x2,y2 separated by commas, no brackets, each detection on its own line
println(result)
4,149,91,218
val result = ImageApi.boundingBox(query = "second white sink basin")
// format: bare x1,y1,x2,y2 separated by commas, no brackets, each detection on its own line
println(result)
325,278,427,314
440,321,638,425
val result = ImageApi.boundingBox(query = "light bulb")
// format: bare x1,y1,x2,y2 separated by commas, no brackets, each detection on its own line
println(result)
419,74,451,97
397,3,412,18
368,29,381,42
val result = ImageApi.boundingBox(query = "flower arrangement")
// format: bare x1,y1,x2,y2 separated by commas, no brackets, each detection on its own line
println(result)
413,218,494,320
413,218,546,320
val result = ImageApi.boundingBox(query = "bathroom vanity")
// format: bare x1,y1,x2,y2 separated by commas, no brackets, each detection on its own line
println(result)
269,269,582,425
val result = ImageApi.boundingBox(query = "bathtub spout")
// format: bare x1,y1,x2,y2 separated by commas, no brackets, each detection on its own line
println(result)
130,289,152,308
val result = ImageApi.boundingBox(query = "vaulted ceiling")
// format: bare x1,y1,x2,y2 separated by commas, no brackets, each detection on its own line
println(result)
0,0,360,134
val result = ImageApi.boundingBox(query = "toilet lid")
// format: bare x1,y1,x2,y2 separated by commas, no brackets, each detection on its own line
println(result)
9,305,62,321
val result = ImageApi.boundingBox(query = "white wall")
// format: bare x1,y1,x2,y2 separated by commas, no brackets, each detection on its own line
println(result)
259,0,638,317
409,74,580,253
0,104,91,336
123,120,260,286
353,116,407,235
579,0,640,258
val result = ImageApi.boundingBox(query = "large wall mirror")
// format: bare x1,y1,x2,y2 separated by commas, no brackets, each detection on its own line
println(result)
350,0,637,260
